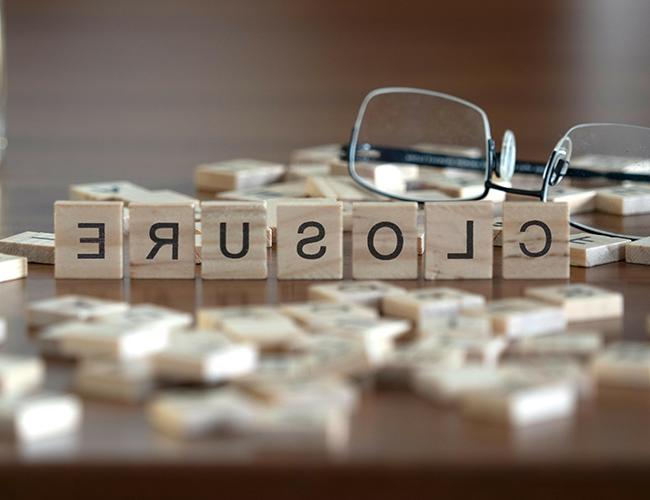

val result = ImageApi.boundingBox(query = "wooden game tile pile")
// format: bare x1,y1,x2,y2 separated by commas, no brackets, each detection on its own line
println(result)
0,281,643,450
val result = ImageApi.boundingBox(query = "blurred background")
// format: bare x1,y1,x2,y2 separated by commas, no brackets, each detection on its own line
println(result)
3,0,650,226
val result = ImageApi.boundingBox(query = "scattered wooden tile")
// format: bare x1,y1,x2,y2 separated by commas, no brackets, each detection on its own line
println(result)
194,159,286,192
352,202,418,279
592,342,650,387
276,201,343,279
0,253,28,283
102,303,192,332
0,231,55,264
595,184,650,215
69,181,150,203
290,144,341,165
0,392,82,442
280,301,378,329
418,313,492,338
304,176,378,201
509,331,603,358
524,283,623,321
302,334,373,375
418,171,485,198
152,330,257,383
547,185,596,214
0,354,45,397
464,298,566,338
502,202,570,279
201,201,268,279
492,217,503,247
625,236,650,265
413,365,505,404
28,294,129,327
569,232,629,267
425,201,493,279
74,359,154,403
285,163,330,181
382,287,485,323
419,334,507,366
129,202,195,279
308,280,405,307
417,233,425,256
54,201,124,279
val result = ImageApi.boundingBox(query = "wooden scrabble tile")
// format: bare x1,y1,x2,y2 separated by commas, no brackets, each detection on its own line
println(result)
547,186,596,214
509,330,603,358
492,218,503,247
201,201,268,279
54,201,124,279
417,233,425,256
0,231,55,264
129,202,195,279
280,301,378,329
290,143,341,165
308,280,405,307
502,202,570,279
382,287,485,323
0,354,45,397
304,176,378,201
276,201,343,279
425,201,493,279
0,392,82,442
352,202,418,279
69,181,150,203
592,342,650,387
102,303,193,332
217,182,307,203
418,171,485,198
303,334,374,375
286,163,330,180
44,319,171,360
197,306,306,350
74,359,154,403
413,365,505,404
460,376,577,426
464,298,566,338
194,158,285,192
595,184,650,215
524,284,623,321
152,330,257,383
625,236,650,265
570,232,629,267
28,294,129,327
0,253,28,283
418,314,492,338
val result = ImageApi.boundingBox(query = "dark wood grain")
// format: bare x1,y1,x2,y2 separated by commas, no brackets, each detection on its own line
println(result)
2,0,650,497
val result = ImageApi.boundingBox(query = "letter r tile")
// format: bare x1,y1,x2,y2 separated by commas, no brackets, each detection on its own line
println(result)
276,200,342,280
352,202,418,279
425,201,493,279
54,201,124,279
502,201,569,279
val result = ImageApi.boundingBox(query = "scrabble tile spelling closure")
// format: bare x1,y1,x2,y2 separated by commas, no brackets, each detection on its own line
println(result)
0,253,28,283
625,236,650,265
525,284,623,321
570,232,629,267
54,201,124,279
194,159,286,192
425,201,493,279
502,202,570,279
0,231,55,264
201,201,268,279
595,184,650,215
129,203,195,279
276,201,343,279
352,202,418,279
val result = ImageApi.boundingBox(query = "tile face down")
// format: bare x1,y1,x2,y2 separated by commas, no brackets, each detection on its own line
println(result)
625,236,650,265
595,184,650,215
201,201,268,279
352,202,418,280
194,159,285,192
54,201,124,279
0,231,55,264
502,202,570,279
129,203,195,279
569,232,629,267
276,201,343,280
425,201,493,279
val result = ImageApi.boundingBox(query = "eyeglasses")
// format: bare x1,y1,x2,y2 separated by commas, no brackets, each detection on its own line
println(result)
345,87,650,240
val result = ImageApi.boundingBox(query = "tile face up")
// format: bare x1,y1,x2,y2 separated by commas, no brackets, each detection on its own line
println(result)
569,232,629,267
0,231,55,264
593,342,650,387
308,281,405,308
625,236,650,265
352,202,418,279
425,201,493,279
0,254,28,283
276,201,343,279
382,287,486,323
54,201,124,279
201,201,268,279
129,203,195,279
28,295,129,327
525,284,623,321
502,202,569,279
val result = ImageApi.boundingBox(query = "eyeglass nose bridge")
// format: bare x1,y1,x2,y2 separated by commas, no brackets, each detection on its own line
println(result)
546,136,572,187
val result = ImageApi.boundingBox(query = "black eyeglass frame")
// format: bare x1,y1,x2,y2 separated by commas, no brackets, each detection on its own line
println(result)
346,87,650,241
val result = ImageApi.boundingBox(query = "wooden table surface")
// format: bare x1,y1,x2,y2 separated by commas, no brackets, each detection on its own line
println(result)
2,1,650,498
